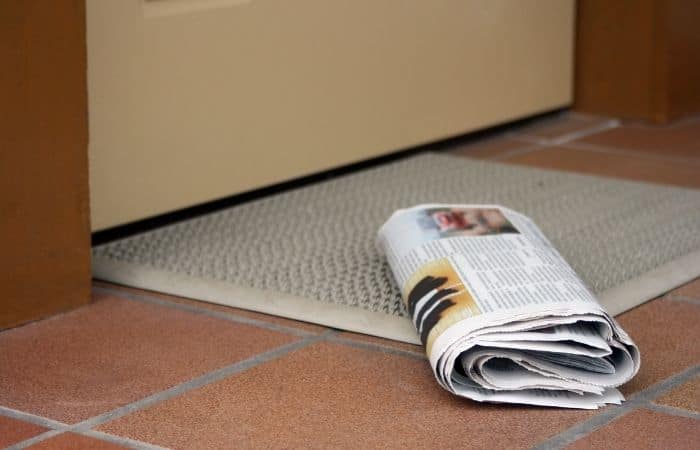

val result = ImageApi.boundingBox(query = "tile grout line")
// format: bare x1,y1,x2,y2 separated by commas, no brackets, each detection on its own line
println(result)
6,429,64,450
9,289,429,445
0,408,76,450
95,284,439,361
328,335,426,360
497,118,621,159
531,364,700,450
629,365,700,402
3,328,433,449
93,285,315,338
79,430,171,450
508,134,548,145
665,294,700,306
0,405,70,430
505,119,700,171
4,334,696,448
562,141,700,167
74,331,334,430
545,119,621,145
8,428,169,450
508,118,700,168
645,402,700,420
489,144,547,161
530,404,643,450
3,330,429,449
508,118,621,147
459,115,621,162
6,331,334,449
96,284,439,360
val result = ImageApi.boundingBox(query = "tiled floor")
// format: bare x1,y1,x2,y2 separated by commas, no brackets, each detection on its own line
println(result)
2,112,699,449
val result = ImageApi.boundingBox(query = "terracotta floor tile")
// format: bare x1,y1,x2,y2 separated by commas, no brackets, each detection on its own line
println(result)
27,433,128,449
335,331,425,355
500,146,700,188
100,342,593,450
566,408,700,449
579,118,700,161
615,299,700,396
0,416,48,448
93,281,327,334
668,277,700,300
447,136,533,159
654,376,700,413
511,113,614,141
0,292,297,424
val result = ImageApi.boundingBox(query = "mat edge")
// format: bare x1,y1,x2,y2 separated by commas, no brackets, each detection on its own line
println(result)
598,249,700,315
92,257,422,345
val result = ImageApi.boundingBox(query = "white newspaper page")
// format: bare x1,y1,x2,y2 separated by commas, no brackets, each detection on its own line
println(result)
378,204,640,409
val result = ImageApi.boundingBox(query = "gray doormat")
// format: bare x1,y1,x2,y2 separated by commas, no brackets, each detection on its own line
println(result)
93,153,700,344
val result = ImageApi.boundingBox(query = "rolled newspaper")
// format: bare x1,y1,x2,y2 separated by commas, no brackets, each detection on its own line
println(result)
378,204,640,409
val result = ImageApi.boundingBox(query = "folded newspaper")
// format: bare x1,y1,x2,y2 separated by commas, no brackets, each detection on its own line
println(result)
378,204,641,409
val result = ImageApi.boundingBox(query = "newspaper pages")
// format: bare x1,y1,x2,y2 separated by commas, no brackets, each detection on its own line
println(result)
378,205,640,409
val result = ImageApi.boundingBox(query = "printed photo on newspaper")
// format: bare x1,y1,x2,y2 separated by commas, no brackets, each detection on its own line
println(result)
377,204,641,409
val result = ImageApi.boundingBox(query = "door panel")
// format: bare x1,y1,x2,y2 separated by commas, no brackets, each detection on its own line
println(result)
88,0,574,230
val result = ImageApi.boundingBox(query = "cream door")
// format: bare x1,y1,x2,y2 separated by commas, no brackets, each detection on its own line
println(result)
87,0,574,231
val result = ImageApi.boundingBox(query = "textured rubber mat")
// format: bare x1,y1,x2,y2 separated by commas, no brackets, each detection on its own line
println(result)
93,153,700,343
